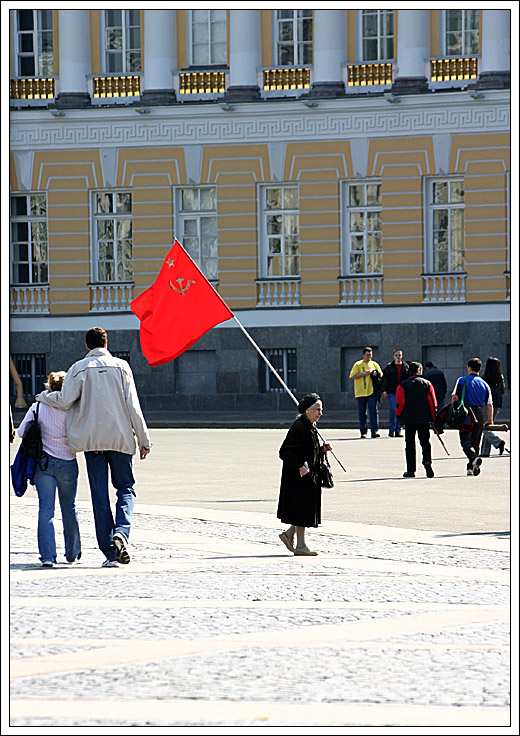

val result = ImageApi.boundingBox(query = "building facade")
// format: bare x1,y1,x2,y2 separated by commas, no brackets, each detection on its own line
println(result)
9,9,511,413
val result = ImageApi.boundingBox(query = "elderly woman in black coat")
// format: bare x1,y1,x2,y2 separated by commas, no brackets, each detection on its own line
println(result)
277,393,332,556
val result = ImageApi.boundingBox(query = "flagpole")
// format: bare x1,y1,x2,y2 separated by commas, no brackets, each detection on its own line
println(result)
233,316,346,472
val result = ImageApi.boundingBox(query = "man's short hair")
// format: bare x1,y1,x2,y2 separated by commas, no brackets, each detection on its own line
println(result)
363,346,372,355
468,357,482,373
409,361,422,375
424,361,434,369
86,327,107,349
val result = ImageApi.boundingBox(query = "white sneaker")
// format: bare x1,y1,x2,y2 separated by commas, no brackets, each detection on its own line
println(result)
41,560,54,568
102,559,120,568
112,532,131,565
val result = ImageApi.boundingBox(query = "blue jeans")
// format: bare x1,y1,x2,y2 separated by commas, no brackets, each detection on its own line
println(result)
356,394,379,436
84,450,135,561
387,393,402,433
34,455,81,563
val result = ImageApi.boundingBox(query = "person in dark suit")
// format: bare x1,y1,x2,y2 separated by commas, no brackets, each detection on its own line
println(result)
396,362,438,478
424,361,448,409
277,393,332,556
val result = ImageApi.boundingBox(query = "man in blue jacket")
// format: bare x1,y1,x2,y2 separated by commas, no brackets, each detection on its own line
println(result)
451,358,493,476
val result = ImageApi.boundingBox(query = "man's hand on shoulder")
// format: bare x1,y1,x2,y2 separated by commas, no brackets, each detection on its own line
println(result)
140,446,151,460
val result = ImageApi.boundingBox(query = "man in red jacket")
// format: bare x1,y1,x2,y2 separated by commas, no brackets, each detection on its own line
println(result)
396,361,438,478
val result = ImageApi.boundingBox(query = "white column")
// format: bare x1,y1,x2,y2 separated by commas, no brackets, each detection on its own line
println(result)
226,10,261,100
309,9,347,97
142,9,177,104
56,10,91,106
392,10,429,93
480,10,510,74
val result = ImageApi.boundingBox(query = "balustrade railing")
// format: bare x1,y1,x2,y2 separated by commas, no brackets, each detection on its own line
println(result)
93,75,141,98
10,285,50,313
90,283,133,312
10,77,55,100
257,279,300,307
339,275,383,305
430,57,478,82
347,63,393,87
179,71,226,94
263,67,311,91
422,272,466,303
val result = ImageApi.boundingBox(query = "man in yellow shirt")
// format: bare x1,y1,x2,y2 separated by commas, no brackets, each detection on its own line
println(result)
349,347,383,438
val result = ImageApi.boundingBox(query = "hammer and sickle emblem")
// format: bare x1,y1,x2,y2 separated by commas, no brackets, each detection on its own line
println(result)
170,277,196,295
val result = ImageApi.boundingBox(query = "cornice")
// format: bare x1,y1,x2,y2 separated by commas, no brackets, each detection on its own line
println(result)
9,91,510,151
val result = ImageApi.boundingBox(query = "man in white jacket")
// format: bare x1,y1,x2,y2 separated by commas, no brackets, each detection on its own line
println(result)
38,327,151,567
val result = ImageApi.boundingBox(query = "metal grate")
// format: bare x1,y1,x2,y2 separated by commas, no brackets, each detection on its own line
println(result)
347,63,393,87
10,353,47,398
10,77,55,99
430,57,478,82
179,71,226,94
260,348,297,393
93,75,141,98
263,67,310,90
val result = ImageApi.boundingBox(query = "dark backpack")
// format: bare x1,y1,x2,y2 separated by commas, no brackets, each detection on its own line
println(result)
21,403,48,470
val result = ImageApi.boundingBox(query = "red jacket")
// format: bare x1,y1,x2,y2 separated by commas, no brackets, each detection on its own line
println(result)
396,374,437,425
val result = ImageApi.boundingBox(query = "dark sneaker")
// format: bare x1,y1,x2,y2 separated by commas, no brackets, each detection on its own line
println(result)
41,560,54,568
471,457,482,476
403,471,415,478
425,464,435,478
372,433,381,438
389,431,395,437
112,533,131,564
394,432,403,438
467,468,474,476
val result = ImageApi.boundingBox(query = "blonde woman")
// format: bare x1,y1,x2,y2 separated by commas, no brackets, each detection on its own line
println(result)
17,371,81,567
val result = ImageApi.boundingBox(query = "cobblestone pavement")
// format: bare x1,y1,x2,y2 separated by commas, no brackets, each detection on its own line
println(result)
8,494,511,730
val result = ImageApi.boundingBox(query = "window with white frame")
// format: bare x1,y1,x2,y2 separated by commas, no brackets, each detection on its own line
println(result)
10,193,48,285
14,9,53,77
343,182,382,275
93,192,133,282
444,10,479,56
260,348,297,393
275,10,313,66
260,186,300,278
176,187,218,280
189,9,227,66
427,180,465,273
361,10,394,62
103,10,141,73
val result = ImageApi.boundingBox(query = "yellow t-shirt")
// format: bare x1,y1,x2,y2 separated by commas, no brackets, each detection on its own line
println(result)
349,359,382,398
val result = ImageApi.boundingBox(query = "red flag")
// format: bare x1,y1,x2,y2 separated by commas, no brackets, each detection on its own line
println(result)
130,240,234,367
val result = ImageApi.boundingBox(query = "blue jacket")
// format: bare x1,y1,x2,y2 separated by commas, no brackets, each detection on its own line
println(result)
10,445,36,497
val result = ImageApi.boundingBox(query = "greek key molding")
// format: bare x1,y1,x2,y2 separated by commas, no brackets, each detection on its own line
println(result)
10,97,509,151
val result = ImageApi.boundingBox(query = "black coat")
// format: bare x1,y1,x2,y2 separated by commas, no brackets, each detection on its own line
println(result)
277,415,323,528
381,361,410,395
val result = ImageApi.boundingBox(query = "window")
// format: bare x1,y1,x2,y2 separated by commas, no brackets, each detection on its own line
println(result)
14,9,53,77
176,188,218,280
93,192,133,282
275,10,313,66
445,10,479,56
10,354,46,398
10,194,48,285
361,10,394,62
190,9,227,66
343,182,382,275
260,186,299,278
427,180,465,273
259,349,297,393
103,10,141,73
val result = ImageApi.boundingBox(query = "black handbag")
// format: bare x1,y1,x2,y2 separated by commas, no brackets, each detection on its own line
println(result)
21,403,49,471
318,454,334,488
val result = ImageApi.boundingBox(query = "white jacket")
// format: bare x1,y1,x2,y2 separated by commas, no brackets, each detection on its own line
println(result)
38,348,150,455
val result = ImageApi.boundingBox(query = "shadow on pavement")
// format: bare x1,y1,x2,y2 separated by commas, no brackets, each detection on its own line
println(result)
434,530,510,539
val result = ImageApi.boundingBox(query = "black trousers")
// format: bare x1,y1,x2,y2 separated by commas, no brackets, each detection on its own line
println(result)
460,406,485,466
404,423,432,473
